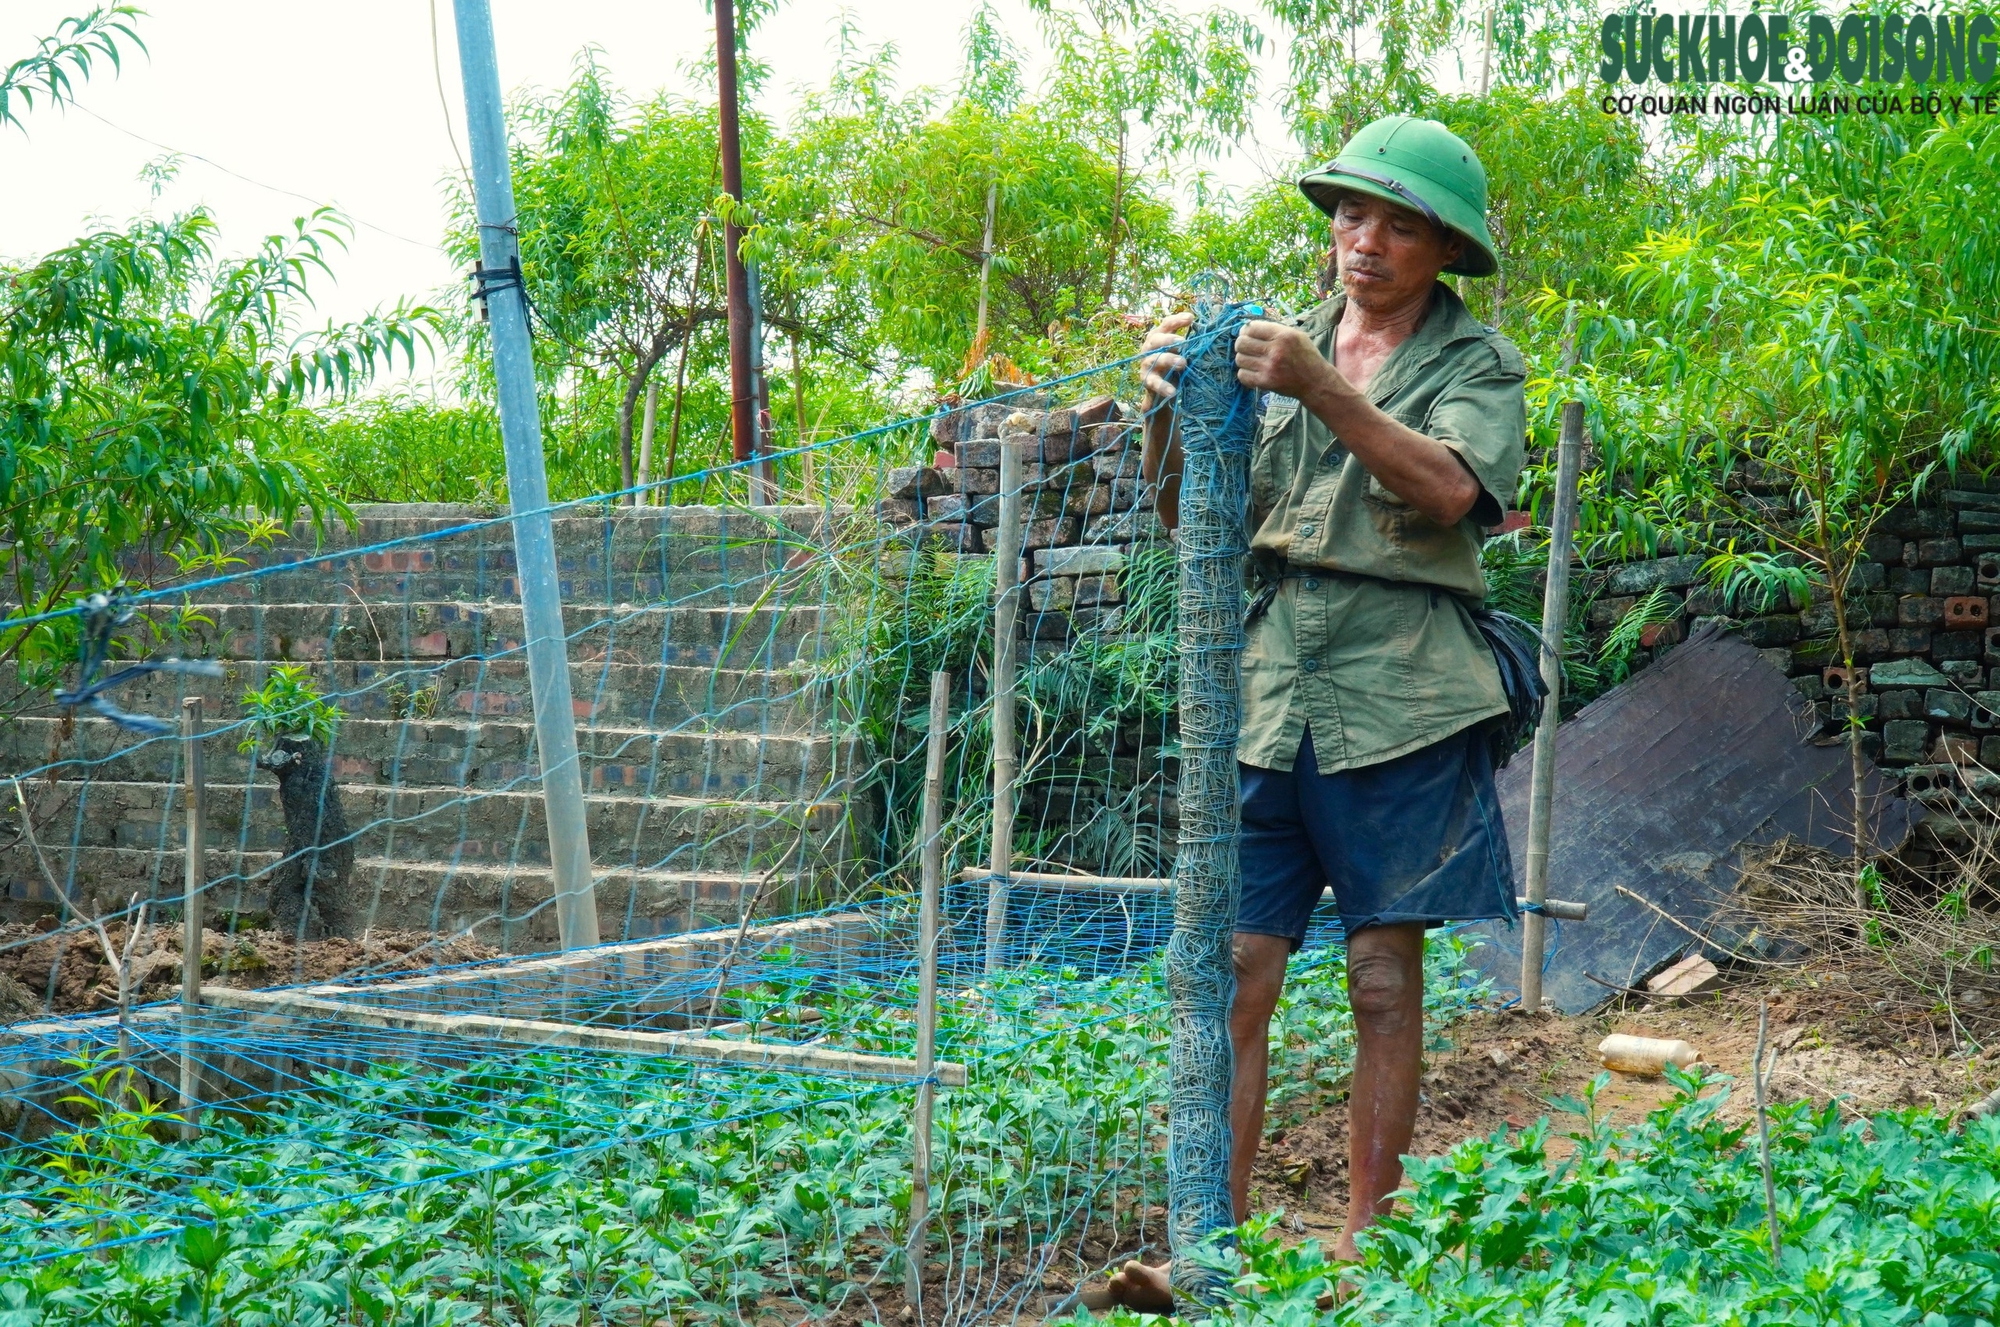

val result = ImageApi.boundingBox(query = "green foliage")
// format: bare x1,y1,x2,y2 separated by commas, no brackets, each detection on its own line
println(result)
0,933,1485,1322
820,532,1185,886
766,83,1175,381
1593,585,1680,690
1540,106,2000,579
1085,1071,2000,1326
238,664,342,751
296,392,510,505
0,209,434,674
0,5,142,130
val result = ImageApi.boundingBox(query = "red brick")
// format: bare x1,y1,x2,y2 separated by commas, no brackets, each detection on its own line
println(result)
1945,596,1989,629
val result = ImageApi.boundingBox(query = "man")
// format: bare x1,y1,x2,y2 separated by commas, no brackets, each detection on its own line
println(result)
1103,115,1526,1312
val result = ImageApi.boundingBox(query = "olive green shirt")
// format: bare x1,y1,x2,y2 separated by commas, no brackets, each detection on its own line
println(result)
1238,282,1528,773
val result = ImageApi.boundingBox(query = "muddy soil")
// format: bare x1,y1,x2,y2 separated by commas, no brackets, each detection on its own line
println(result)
821,963,2000,1326
0,921,498,1017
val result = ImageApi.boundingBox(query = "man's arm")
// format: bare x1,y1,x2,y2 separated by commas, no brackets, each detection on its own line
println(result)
1233,320,1484,527
1137,312,1192,531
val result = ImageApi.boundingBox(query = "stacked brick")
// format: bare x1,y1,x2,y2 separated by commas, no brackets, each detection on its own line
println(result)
874,394,1178,859
875,395,1168,640
1585,483,2000,822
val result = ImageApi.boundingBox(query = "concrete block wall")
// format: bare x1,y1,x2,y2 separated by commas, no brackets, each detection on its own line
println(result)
1575,483,2000,821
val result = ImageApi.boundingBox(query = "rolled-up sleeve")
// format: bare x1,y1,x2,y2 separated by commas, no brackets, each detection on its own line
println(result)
1425,349,1527,528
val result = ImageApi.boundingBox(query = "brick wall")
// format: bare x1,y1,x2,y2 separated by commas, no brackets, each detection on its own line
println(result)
875,396,1179,857
876,396,1999,832
875,396,1167,640
1566,486,2000,821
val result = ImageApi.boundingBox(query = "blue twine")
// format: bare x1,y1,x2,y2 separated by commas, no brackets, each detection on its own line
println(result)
0,340,1230,640
1163,296,1264,1301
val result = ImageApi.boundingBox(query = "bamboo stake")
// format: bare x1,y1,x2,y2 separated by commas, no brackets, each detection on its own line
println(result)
1754,1000,1783,1267
789,327,816,503
1519,399,1583,1013
956,868,1586,917
1480,5,1495,96
984,442,1024,972
201,986,967,1086
181,695,206,1138
907,670,949,1310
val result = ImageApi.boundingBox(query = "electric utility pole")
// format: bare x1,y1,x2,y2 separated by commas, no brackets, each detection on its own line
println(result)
450,0,600,950
715,0,766,502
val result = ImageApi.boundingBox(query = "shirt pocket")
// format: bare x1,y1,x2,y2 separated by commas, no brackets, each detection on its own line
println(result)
1250,398,1300,511
1363,471,1413,509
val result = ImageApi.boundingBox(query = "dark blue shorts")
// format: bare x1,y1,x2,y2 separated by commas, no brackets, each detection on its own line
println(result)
1237,725,1516,948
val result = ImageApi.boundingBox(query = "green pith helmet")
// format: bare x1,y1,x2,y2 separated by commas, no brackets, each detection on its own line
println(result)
1298,115,1499,278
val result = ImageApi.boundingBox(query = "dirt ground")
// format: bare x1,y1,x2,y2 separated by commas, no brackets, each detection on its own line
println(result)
841,960,2000,1326
1248,973,1998,1249
0,921,498,1017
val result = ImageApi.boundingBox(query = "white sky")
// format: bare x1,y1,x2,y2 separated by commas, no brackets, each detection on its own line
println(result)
0,2,1472,385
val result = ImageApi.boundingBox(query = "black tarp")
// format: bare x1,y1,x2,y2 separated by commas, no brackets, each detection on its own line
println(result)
1462,623,1916,1013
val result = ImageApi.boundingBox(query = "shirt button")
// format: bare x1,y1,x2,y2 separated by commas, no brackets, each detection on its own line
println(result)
1297,524,1316,537
1303,659,1320,673
1304,578,1320,590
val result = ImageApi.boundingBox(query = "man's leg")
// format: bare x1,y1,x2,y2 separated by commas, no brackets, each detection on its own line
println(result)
1226,932,1292,1220
1334,920,1426,1262
1103,932,1291,1312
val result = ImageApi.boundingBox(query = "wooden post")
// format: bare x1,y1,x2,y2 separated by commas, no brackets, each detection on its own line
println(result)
180,697,205,1137
907,670,949,1308
1519,400,1582,1013
983,441,1023,972
746,256,778,505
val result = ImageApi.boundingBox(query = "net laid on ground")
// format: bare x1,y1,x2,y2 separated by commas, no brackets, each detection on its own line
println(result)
0,337,1387,1324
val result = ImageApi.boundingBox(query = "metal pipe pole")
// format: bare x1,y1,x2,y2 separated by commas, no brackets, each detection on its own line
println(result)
1519,400,1583,1012
1480,5,1495,95
635,379,659,508
906,669,949,1310
714,0,757,475
974,182,998,348
452,0,598,950
180,698,205,1139
746,257,776,505
983,441,1024,972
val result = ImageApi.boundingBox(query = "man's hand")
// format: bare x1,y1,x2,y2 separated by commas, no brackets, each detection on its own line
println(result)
1233,319,1343,401
1140,311,1194,401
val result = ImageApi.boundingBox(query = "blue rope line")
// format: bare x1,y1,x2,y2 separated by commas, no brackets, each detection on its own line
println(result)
0,338,1229,639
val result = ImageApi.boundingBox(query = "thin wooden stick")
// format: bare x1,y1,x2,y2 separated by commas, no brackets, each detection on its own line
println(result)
984,441,1024,972
181,697,206,1137
907,669,949,1310
200,986,967,1086
958,868,1587,919
1612,885,1800,967
1754,1000,1783,1268
1521,393,1583,1012
962,868,1169,892
634,379,660,507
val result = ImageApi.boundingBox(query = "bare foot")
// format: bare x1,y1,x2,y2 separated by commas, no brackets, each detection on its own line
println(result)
1097,1259,1174,1315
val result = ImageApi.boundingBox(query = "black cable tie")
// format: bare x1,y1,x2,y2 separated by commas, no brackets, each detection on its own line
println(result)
467,255,547,340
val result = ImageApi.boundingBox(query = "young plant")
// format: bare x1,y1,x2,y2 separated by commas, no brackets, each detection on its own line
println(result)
240,665,350,939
